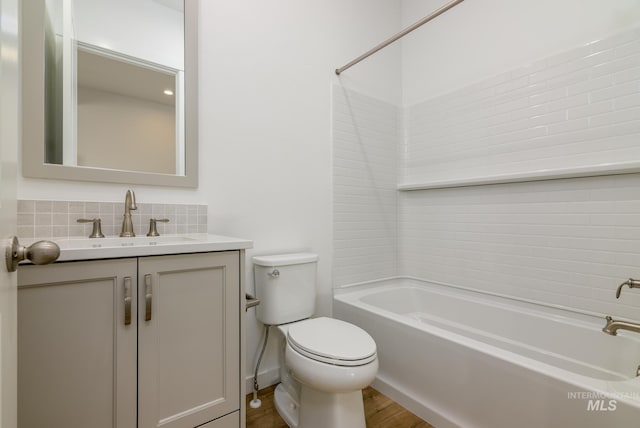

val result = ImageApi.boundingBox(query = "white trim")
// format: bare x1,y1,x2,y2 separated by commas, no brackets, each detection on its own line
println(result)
244,366,280,396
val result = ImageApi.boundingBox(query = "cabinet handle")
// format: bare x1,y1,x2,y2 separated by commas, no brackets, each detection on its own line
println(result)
144,274,152,321
124,276,132,326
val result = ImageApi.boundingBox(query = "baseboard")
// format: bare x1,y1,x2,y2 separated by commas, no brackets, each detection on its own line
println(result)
245,366,280,396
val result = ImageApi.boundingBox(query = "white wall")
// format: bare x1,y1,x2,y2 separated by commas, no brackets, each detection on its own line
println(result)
402,0,640,105
17,172,203,204
197,0,401,387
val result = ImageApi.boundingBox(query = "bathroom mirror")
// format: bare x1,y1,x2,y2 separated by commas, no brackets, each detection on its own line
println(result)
22,0,198,187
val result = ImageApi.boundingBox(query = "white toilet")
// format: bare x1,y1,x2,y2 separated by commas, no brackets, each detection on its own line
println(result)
253,253,378,428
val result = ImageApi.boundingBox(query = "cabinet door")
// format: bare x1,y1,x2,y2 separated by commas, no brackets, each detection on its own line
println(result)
18,259,138,428
138,252,240,428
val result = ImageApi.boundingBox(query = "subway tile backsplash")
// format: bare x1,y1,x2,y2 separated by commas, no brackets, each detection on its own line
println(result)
18,200,207,239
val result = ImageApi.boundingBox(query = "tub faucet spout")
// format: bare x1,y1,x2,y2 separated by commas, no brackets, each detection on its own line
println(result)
120,189,137,237
615,278,640,298
602,316,640,336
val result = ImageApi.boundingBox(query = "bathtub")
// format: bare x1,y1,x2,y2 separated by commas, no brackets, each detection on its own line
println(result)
333,278,640,428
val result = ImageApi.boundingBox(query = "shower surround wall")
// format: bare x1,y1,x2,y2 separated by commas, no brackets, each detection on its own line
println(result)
402,26,640,185
333,26,640,320
399,176,640,321
399,26,640,320
332,86,400,287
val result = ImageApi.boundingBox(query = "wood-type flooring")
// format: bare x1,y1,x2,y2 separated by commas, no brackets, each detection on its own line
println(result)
246,385,433,428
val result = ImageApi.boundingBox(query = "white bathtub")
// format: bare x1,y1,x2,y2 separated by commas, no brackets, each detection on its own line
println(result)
333,278,640,428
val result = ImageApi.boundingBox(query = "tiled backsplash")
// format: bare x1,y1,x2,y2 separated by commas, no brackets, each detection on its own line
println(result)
18,200,207,239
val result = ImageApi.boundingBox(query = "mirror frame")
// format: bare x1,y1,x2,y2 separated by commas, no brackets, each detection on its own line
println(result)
22,0,198,187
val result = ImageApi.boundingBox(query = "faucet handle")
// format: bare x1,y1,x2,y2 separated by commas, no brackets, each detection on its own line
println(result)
616,278,640,299
77,218,105,238
147,218,170,237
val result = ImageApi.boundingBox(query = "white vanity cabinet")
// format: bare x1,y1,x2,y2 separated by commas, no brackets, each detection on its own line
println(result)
18,251,242,428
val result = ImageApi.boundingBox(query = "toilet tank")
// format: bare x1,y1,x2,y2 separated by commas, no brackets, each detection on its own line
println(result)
252,253,318,325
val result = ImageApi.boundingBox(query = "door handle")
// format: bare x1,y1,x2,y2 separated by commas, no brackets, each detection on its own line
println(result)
124,276,132,326
5,236,60,272
144,274,152,321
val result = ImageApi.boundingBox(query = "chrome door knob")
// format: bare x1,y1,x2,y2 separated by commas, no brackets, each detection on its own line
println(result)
5,236,60,272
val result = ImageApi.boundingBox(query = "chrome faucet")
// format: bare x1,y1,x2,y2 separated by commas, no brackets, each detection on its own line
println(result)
120,189,137,237
602,316,640,336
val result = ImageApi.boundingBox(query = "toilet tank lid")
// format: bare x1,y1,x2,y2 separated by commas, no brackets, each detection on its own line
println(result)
252,253,318,267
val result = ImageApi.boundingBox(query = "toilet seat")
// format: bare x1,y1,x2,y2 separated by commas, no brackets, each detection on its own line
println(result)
286,317,377,367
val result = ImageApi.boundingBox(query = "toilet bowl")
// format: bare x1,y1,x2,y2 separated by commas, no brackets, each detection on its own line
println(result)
275,318,378,428
252,253,378,428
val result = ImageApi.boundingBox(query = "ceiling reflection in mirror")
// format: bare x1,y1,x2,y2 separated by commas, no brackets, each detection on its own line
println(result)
43,0,185,175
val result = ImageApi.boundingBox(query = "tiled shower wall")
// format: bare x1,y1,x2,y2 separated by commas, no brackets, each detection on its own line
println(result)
18,200,207,239
332,27,640,319
399,175,640,320
402,26,640,185
332,85,399,287
399,27,640,319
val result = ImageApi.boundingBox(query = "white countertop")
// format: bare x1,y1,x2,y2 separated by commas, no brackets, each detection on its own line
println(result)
27,233,253,262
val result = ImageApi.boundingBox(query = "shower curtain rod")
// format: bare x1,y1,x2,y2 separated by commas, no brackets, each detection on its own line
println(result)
335,0,465,75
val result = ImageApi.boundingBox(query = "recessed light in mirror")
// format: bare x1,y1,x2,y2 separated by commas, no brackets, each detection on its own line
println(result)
164,89,174,96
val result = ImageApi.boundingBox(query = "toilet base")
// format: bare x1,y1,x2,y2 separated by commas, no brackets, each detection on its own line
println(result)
298,385,366,428
274,383,299,428
274,382,366,428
